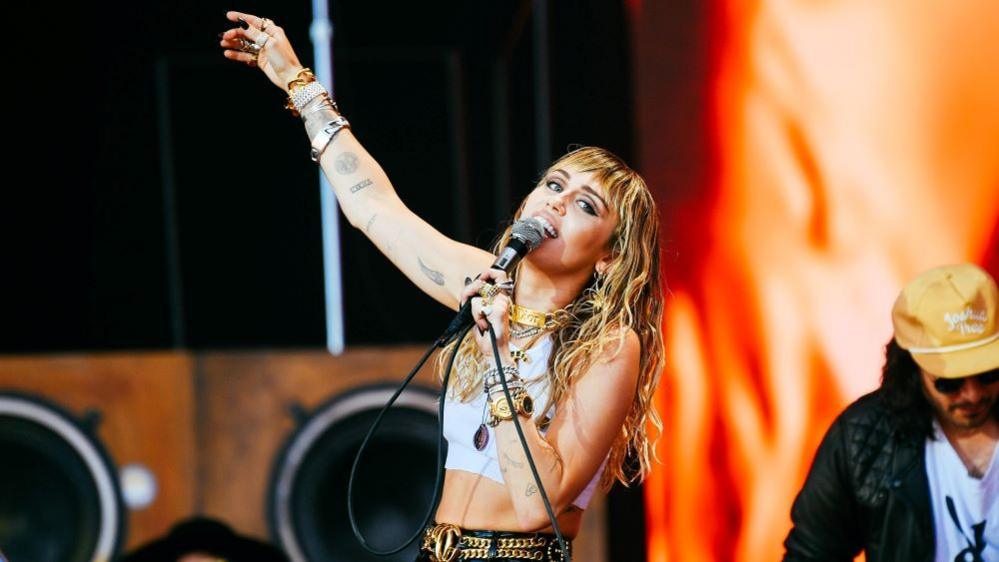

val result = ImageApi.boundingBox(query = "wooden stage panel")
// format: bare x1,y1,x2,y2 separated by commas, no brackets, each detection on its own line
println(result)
0,347,608,560
0,352,197,549
195,345,436,537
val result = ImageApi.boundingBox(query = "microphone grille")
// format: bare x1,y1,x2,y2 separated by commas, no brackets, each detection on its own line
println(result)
511,218,545,251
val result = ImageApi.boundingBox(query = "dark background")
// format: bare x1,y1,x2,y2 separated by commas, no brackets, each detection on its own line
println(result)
6,0,636,352
3,3,647,557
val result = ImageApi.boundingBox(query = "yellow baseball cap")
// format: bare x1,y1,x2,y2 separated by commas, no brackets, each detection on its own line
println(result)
892,263,999,378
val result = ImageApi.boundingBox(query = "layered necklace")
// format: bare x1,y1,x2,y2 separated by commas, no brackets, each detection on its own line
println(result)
472,301,568,451
507,302,567,364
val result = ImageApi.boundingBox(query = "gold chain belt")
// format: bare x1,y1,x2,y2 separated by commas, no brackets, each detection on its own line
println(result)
422,523,571,561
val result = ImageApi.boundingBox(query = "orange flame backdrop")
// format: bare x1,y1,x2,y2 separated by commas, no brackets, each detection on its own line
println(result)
631,1,999,560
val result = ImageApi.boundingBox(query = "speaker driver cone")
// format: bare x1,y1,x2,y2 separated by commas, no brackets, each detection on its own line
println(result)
269,384,440,562
0,392,125,562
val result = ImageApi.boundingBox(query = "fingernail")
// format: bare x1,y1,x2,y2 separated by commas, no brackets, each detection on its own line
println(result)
464,277,472,286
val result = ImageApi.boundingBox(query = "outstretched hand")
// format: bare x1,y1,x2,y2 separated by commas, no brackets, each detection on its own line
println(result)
219,11,304,92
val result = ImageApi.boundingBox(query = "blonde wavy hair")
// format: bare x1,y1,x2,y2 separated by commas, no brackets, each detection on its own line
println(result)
437,146,665,490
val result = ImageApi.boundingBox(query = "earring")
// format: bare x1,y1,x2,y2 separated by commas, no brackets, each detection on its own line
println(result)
590,271,607,311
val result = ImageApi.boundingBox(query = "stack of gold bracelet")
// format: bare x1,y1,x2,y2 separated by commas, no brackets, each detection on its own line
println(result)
483,365,534,427
285,67,317,116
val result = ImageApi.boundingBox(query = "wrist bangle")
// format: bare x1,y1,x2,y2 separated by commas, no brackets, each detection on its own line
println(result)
487,381,524,403
309,116,351,162
286,67,317,92
290,81,329,114
483,364,520,393
300,95,339,121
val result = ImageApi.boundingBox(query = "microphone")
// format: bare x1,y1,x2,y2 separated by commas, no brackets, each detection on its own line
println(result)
437,218,546,344
491,217,547,271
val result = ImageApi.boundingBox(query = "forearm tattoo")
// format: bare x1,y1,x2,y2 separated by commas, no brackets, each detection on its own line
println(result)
503,452,525,469
365,213,377,234
349,178,373,194
334,152,359,175
418,257,445,286
525,484,538,497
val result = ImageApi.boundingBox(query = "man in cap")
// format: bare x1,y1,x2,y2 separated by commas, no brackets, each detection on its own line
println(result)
783,263,999,562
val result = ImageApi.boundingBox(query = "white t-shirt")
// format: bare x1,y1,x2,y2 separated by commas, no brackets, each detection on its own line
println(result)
925,420,999,562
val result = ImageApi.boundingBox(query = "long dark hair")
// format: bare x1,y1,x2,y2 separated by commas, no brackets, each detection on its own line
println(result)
879,338,935,440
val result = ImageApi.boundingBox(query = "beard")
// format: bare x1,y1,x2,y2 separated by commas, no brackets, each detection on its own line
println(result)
938,396,999,429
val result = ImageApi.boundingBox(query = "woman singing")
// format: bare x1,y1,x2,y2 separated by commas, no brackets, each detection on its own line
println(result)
220,11,665,561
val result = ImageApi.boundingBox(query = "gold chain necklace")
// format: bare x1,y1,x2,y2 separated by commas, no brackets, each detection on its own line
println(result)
509,302,565,329
507,302,567,364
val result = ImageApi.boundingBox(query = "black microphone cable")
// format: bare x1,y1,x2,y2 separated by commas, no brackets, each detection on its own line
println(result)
484,321,571,561
347,318,572,561
346,323,470,556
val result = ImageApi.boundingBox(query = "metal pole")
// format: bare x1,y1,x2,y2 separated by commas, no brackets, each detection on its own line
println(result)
155,59,186,348
532,0,552,169
310,0,345,355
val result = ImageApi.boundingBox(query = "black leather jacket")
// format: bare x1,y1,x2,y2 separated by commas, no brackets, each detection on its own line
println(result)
783,391,935,562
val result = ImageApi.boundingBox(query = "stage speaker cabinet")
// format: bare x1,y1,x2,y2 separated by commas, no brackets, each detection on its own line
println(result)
0,352,197,559
0,347,608,562
197,345,444,562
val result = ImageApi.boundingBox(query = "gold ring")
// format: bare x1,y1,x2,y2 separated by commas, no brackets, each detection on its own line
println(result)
478,284,499,300
495,280,514,294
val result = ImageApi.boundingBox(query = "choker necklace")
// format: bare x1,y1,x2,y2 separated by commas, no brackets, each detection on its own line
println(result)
509,303,565,330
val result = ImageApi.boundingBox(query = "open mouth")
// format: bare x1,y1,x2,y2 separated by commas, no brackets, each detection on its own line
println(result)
534,215,559,238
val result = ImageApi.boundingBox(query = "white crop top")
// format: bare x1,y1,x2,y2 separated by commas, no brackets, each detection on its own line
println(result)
442,335,607,510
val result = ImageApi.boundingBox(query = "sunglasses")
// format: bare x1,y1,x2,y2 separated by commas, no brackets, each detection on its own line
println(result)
933,369,999,394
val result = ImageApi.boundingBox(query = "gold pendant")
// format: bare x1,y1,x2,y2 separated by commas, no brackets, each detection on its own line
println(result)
511,349,530,364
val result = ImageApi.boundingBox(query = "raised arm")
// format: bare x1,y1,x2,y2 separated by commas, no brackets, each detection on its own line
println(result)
220,11,493,310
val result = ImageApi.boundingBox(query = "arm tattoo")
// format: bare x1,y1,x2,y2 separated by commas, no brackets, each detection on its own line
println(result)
418,257,445,286
525,484,538,497
365,213,377,234
503,452,525,469
349,178,373,194
334,152,359,174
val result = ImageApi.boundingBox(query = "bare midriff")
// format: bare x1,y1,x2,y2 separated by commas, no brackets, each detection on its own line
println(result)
434,469,583,538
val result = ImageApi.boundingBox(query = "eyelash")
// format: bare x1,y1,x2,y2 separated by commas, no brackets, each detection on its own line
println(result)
545,181,598,216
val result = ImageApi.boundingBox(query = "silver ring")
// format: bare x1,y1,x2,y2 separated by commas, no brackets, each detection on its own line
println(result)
495,280,514,293
241,38,262,54
254,33,271,48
